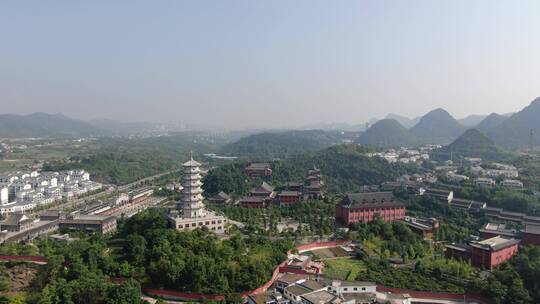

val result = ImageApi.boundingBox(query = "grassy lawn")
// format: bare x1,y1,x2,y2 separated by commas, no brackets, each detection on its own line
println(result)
324,259,366,281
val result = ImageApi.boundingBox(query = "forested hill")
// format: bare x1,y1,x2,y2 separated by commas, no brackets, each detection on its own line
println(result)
204,144,417,196
219,130,359,159
432,129,508,161
410,108,465,144
486,97,540,148
0,112,105,138
355,119,418,147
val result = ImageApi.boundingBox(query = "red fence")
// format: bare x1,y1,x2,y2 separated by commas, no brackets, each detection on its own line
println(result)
144,288,225,301
0,255,47,264
0,243,495,304
295,240,348,253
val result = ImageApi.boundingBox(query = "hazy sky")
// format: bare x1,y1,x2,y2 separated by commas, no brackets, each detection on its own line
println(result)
1,1,540,129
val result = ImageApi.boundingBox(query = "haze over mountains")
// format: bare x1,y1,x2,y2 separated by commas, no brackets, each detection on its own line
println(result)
1,97,540,150
435,129,504,161
357,97,540,149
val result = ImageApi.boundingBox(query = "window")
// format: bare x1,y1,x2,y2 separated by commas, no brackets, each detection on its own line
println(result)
362,287,366,291
178,225,183,228
191,223,196,227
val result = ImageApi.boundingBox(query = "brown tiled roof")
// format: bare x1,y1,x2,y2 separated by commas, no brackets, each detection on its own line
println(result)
339,192,403,209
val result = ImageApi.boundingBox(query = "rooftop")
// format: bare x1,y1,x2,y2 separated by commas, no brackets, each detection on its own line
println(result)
472,236,520,251
276,273,307,285
298,279,325,291
246,163,271,169
340,192,403,209
279,191,301,196
285,285,311,297
522,225,540,235
301,290,338,304
0,214,33,226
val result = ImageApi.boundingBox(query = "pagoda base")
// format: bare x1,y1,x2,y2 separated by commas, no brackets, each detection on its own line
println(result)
168,210,227,234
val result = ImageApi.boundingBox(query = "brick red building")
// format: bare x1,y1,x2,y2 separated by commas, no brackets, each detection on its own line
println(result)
479,223,540,247
520,225,540,246
245,163,273,178
239,196,272,208
277,191,302,206
335,192,406,225
445,236,520,270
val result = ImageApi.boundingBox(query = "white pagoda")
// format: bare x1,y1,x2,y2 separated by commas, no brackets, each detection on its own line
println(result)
168,154,227,233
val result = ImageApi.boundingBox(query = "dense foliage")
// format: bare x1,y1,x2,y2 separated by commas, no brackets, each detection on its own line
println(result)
220,130,355,160
43,134,224,184
214,200,336,237
0,209,291,303
204,145,416,196
119,210,292,294
432,128,510,161
512,154,540,191
341,214,535,303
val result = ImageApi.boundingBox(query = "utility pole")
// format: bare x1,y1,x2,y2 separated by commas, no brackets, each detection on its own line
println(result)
529,129,534,152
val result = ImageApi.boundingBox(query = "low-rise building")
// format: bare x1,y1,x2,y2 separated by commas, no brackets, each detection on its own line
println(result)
475,178,496,187
59,215,117,235
485,169,519,178
246,163,273,178
328,280,376,297
0,214,35,232
248,291,290,304
208,191,232,205
129,187,154,203
278,191,302,206
335,192,406,225
240,196,273,208
446,172,469,183
422,188,453,203
500,179,524,189
401,216,439,239
445,236,520,270
275,274,309,292
283,280,327,304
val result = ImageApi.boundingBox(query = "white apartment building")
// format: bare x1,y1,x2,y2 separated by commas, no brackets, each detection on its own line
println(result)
0,169,101,215
501,179,524,189
475,178,496,187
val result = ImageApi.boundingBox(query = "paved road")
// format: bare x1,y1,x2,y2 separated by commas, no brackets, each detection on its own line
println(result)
117,170,179,192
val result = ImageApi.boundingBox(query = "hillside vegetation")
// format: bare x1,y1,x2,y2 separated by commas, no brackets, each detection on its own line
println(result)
220,130,356,159
43,134,225,184
356,119,417,147
411,108,465,144
204,144,417,196
0,113,104,138
487,97,540,148
433,129,509,161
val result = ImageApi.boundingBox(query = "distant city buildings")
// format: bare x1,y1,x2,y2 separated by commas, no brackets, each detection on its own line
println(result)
0,169,102,215
365,147,431,164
